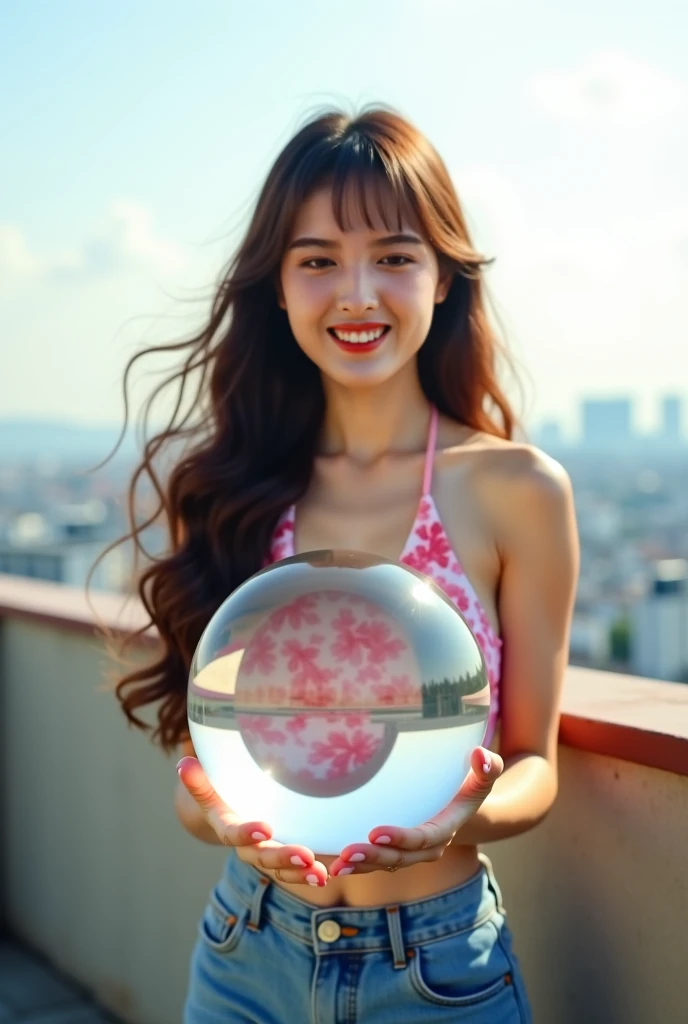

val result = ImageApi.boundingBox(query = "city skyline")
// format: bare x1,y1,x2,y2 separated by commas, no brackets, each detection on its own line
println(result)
535,393,687,448
0,391,685,465
1,2,686,437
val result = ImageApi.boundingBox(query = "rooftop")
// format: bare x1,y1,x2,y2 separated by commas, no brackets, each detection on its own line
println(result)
0,573,686,1023
0,939,123,1022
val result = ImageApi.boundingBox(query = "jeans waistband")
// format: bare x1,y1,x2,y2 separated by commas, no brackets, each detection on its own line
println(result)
219,851,505,963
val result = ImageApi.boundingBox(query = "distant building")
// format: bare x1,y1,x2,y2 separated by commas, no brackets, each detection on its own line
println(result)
631,559,688,682
536,420,564,450
569,611,611,665
0,538,126,591
0,504,155,593
660,396,683,446
581,398,633,450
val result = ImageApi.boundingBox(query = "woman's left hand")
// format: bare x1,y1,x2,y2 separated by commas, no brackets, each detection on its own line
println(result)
329,746,504,877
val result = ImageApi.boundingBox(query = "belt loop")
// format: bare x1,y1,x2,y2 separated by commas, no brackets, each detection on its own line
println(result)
385,906,407,970
246,872,271,932
478,851,506,915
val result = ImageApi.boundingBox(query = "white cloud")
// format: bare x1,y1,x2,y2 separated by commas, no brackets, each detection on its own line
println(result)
453,165,530,261
0,200,188,287
102,200,188,275
437,158,687,431
455,165,626,289
526,50,687,123
0,226,42,277
651,205,688,269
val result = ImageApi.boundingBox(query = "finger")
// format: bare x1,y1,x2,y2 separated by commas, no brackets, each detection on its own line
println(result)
266,865,330,886
422,746,503,826
461,746,504,798
364,747,504,852
177,756,273,847
244,840,318,874
428,746,504,833
329,845,410,877
238,847,329,887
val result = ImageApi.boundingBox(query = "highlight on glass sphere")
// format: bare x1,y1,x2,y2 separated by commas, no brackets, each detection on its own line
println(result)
188,550,491,853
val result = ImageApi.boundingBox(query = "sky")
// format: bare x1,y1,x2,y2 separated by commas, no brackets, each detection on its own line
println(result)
1,0,686,441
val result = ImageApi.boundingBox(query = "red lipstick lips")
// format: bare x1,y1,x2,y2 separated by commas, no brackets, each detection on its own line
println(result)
327,323,391,354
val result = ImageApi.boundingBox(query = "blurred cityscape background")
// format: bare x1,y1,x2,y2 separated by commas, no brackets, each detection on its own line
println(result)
2,4,687,1021
3,5,687,695
1,388,686,684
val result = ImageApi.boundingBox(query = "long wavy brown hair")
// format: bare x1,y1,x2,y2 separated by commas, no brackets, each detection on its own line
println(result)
90,102,525,754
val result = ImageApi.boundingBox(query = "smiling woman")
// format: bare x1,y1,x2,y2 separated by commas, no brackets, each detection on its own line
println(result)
276,188,453,390
92,102,579,1024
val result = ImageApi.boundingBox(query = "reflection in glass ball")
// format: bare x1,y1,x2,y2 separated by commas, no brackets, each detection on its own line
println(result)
188,550,490,853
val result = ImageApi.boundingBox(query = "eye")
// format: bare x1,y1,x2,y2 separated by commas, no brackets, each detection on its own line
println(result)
300,258,334,269
299,255,415,270
380,255,415,266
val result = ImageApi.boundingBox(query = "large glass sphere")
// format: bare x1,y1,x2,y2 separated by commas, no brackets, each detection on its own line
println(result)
188,551,490,854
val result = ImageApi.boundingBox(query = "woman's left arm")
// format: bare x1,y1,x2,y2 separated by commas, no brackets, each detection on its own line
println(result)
330,449,580,875
449,449,580,845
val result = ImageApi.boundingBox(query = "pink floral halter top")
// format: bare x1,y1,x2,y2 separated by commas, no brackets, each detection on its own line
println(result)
268,405,502,748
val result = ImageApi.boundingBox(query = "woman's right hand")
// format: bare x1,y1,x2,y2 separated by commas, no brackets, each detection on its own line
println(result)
176,756,329,887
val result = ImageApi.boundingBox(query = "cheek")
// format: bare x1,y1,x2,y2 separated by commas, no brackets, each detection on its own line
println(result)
283,292,328,362
391,280,437,336
285,279,330,328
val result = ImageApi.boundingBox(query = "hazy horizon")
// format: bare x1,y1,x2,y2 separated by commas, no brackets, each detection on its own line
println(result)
2,1,686,440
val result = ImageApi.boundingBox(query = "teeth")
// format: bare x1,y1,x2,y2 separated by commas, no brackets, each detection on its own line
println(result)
333,327,387,343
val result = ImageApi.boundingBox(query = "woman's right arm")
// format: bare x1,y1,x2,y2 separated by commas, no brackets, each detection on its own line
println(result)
173,739,330,887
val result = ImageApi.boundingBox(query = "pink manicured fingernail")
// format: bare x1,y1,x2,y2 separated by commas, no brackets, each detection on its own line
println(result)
176,760,183,774
337,866,355,875
306,874,320,886
290,855,307,867
348,853,366,862
483,753,492,773
251,831,269,841
374,835,392,844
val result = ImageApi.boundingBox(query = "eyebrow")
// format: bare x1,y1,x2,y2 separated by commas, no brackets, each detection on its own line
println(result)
287,232,424,252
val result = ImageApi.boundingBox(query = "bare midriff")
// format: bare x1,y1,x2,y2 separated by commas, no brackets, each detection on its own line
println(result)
270,844,482,908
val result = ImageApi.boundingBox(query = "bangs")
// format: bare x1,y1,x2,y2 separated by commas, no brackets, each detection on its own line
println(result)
305,132,421,236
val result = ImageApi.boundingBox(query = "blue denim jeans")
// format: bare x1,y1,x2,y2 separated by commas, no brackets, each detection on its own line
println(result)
183,850,532,1023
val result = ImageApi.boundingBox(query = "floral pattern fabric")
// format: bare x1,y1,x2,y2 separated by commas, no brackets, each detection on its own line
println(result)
268,492,502,751
234,590,422,794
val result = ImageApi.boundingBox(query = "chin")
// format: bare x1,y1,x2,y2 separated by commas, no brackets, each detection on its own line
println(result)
322,362,399,391
298,338,416,391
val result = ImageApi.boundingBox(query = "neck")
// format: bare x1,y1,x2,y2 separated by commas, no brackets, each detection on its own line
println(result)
319,367,432,466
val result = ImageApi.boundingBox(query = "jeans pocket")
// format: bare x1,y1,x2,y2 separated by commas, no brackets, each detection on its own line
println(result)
198,884,248,955
408,914,521,1012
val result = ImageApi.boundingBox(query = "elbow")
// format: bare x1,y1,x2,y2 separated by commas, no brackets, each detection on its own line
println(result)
533,763,559,827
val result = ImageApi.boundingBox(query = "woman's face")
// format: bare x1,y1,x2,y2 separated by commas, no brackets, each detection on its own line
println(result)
277,183,451,389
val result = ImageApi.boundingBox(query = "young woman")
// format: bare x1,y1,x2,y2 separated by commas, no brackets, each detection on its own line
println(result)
108,105,579,1022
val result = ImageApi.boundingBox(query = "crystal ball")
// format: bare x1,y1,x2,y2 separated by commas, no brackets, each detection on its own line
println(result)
188,550,490,853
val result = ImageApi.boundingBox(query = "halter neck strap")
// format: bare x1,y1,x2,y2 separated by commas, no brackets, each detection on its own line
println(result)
422,405,439,496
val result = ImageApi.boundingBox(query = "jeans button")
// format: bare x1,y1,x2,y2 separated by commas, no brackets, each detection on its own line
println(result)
317,919,341,943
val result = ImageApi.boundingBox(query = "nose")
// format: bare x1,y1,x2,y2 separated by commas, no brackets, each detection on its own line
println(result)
336,267,380,315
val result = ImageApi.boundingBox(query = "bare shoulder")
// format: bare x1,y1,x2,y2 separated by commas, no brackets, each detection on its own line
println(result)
489,447,575,571
440,424,576,549
470,436,572,496
442,421,572,491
